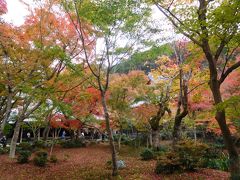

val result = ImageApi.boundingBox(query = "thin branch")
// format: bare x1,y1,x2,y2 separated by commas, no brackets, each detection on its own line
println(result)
219,61,240,84
154,2,202,47
187,81,207,94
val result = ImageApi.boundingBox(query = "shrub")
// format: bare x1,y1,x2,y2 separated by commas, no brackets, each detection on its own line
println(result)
18,142,33,152
60,139,86,148
175,139,209,170
17,150,31,164
155,139,209,174
33,150,48,167
0,147,9,155
140,148,154,160
204,152,229,171
155,151,181,174
49,155,58,163
33,140,45,149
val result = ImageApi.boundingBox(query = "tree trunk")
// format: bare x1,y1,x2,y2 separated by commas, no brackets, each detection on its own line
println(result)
101,91,118,176
118,134,122,150
172,75,188,144
202,42,240,178
149,132,152,147
152,128,160,150
172,116,182,143
9,119,21,158
1,93,13,132
43,125,50,141
38,129,40,141
20,127,23,143
197,0,240,176
194,126,197,142
33,130,37,141
210,80,240,179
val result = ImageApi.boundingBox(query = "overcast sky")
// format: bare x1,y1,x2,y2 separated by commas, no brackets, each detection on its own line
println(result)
3,0,30,26
2,0,181,46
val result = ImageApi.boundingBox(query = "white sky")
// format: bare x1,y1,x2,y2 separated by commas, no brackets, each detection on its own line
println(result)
2,0,182,49
3,0,31,26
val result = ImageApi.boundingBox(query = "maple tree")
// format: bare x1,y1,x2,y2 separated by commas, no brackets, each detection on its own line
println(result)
61,0,151,175
152,0,240,178
0,0,91,158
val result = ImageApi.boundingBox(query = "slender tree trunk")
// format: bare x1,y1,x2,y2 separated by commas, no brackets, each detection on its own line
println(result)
20,127,23,143
43,124,51,141
33,130,37,141
194,126,197,142
1,93,12,132
9,119,21,158
152,128,160,150
101,91,118,176
118,134,122,150
38,129,40,141
149,132,153,147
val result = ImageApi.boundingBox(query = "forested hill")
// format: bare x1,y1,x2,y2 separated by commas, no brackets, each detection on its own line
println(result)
113,43,174,74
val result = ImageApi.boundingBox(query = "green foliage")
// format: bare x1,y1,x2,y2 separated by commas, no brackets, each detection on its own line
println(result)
18,142,33,152
0,147,9,155
17,150,31,164
49,155,58,163
204,153,229,171
140,148,154,160
33,150,48,167
3,123,12,136
33,140,45,149
153,145,169,156
60,139,86,148
175,139,209,171
114,44,174,73
203,144,229,171
216,96,240,132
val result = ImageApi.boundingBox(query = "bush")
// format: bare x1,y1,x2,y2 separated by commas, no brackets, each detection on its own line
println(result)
18,142,33,152
17,150,31,164
60,139,86,148
49,155,58,163
175,139,209,170
204,152,229,171
155,139,209,174
0,147,9,155
33,140,45,149
33,150,48,167
155,151,181,174
140,148,154,160
153,145,168,156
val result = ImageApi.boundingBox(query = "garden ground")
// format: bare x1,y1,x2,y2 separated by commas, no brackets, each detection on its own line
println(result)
0,143,229,180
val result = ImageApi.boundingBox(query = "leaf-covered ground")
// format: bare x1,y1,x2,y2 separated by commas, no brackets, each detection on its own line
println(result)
0,144,229,180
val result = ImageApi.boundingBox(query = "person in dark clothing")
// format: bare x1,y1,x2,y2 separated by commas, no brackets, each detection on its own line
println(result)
0,136,7,148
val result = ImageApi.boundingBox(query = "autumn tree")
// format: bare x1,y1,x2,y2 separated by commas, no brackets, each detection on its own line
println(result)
61,0,151,175
0,0,88,158
152,0,240,178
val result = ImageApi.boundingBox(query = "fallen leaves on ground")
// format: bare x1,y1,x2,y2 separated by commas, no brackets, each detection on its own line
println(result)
0,144,229,180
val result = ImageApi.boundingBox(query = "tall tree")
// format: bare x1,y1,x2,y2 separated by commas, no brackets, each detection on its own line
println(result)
152,0,240,178
62,0,151,175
